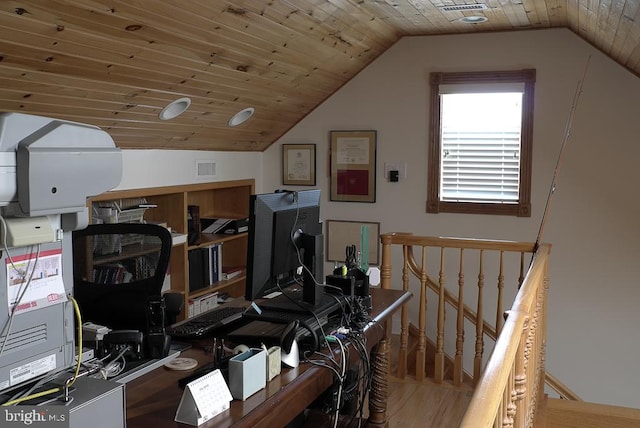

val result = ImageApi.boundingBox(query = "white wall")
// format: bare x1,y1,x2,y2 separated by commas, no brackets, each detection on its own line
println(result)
260,28,640,408
114,149,263,192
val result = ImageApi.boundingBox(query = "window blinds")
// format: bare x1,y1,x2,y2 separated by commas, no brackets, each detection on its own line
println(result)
439,91,523,204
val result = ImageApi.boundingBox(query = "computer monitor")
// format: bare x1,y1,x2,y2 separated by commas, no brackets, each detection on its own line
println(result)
245,189,325,310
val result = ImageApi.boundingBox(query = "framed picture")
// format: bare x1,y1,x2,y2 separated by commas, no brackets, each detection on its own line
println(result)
326,220,380,266
330,130,376,202
282,144,316,186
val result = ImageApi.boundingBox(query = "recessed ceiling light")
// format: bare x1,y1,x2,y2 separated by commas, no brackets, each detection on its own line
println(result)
459,15,488,23
159,97,191,120
228,107,255,127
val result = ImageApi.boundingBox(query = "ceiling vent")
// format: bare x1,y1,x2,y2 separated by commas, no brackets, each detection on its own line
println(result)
439,4,488,12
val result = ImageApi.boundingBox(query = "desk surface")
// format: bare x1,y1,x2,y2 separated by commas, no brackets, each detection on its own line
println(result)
125,288,411,428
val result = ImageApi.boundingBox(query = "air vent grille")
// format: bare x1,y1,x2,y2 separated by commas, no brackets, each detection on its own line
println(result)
0,324,47,352
195,160,216,180
440,4,488,11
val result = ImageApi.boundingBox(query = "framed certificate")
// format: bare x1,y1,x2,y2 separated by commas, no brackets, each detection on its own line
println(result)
282,144,316,186
330,131,376,202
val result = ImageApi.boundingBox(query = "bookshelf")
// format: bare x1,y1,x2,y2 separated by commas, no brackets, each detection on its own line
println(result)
87,179,255,321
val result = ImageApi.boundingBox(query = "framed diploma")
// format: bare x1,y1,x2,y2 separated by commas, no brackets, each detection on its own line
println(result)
282,144,316,186
330,130,376,202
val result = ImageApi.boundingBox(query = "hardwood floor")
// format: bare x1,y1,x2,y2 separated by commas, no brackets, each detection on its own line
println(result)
386,375,473,428
543,397,640,428
305,334,474,427
304,377,472,428
382,333,473,427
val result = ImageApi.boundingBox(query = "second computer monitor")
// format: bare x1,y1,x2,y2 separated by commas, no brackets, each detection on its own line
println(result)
245,189,323,308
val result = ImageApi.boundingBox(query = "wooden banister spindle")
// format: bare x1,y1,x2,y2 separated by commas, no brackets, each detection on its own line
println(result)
496,251,505,334
435,247,446,383
501,375,510,428
380,234,392,290
515,318,528,428
496,399,504,428
454,248,465,386
397,245,410,378
537,267,550,417
416,245,427,381
507,368,517,428
529,333,537,425
530,281,546,425
474,249,485,384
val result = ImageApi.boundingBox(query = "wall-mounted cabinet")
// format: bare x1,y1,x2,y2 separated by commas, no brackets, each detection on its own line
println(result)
87,179,255,321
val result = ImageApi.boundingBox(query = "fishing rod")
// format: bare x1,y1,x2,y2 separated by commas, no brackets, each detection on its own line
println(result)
534,55,592,253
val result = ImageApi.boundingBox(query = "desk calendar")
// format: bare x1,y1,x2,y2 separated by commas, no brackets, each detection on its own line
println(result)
174,369,232,426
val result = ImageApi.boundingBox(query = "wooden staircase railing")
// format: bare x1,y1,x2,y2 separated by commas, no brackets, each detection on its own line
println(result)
380,233,550,427
545,372,581,401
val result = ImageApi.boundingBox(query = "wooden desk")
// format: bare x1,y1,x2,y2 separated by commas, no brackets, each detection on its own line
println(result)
126,288,411,427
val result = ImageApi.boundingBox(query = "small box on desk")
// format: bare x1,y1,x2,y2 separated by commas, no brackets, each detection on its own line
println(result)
228,348,266,401
327,270,369,298
325,274,355,296
327,269,372,311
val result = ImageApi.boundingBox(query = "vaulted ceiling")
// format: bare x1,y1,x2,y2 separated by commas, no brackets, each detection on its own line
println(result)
0,1,637,151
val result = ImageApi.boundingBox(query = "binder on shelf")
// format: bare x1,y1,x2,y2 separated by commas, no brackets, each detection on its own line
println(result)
207,243,223,284
201,218,249,235
222,266,243,281
199,292,219,314
189,243,222,293
188,248,208,292
188,291,219,317
187,205,201,245
187,298,195,318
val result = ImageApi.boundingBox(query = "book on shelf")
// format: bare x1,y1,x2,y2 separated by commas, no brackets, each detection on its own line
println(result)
93,263,134,284
187,205,201,245
187,243,223,292
221,266,244,281
201,218,249,235
187,291,218,318
188,292,219,318
171,232,187,246
207,243,223,285
188,248,208,292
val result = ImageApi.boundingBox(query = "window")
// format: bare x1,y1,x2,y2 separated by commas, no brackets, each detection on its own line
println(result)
427,70,535,216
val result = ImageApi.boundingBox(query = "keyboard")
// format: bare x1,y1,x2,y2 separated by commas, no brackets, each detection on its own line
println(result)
166,306,245,339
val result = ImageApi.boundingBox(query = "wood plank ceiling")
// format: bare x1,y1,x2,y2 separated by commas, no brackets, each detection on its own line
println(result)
0,0,636,151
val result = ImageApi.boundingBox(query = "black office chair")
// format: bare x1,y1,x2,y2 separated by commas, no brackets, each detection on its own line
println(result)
72,223,172,359
163,292,184,326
